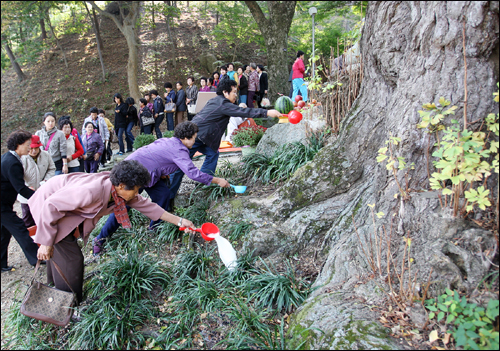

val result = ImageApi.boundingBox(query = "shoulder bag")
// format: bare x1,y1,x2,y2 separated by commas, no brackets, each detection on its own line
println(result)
21,260,77,326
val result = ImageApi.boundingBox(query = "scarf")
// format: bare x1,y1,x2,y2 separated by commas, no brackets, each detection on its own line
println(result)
110,185,132,229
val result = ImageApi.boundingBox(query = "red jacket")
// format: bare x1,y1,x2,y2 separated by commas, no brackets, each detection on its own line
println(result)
292,58,306,79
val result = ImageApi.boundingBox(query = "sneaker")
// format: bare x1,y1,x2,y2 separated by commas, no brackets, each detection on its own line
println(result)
93,238,105,257
117,152,124,156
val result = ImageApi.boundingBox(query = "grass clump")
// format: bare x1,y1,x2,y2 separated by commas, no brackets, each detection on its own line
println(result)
132,133,156,150
241,132,326,184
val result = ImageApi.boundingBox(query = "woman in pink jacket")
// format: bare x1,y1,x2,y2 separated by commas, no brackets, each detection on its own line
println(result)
29,160,196,302
292,50,308,102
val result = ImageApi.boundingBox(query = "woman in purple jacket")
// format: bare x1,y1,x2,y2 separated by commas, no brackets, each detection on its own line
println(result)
82,122,104,173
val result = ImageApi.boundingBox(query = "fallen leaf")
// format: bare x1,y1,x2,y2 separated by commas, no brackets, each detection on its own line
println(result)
442,333,451,345
429,330,440,343
200,313,207,319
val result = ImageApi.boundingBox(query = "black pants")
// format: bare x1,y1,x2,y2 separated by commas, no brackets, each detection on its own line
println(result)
154,113,165,139
47,230,84,303
143,124,153,135
1,209,39,268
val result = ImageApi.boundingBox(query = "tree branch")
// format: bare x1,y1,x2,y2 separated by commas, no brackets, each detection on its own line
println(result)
87,1,123,30
244,1,268,29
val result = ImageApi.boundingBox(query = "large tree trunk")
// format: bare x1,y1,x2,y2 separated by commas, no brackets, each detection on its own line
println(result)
245,1,296,102
89,1,141,102
2,37,26,82
39,18,47,40
208,2,499,349
163,0,178,68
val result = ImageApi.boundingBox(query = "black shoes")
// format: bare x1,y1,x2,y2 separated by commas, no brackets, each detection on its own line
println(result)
1,266,14,272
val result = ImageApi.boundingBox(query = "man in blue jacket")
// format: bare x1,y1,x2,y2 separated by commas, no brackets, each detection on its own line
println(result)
168,79,282,203
150,89,165,139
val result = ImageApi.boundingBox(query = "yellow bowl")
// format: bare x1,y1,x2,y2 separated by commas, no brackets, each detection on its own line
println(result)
278,116,289,124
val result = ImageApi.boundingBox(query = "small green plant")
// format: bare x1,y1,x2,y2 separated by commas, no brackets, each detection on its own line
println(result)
417,93,498,216
133,133,156,150
163,130,174,138
425,289,499,350
377,133,415,199
231,125,267,147
244,259,314,314
227,220,253,243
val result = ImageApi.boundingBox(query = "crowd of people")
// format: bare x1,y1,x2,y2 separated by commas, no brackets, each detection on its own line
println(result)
1,75,283,309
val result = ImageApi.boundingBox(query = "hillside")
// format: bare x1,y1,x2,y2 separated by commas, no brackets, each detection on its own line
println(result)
0,6,267,153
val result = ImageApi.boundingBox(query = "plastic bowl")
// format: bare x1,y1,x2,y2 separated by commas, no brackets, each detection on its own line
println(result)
230,184,247,194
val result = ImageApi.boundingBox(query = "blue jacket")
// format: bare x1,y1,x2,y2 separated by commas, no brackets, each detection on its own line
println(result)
153,96,165,116
175,89,187,112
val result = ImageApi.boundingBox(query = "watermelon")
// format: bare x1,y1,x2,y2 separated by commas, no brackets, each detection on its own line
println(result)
275,96,294,114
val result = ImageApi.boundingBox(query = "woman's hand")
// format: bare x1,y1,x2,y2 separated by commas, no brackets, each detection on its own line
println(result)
180,218,196,233
213,177,230,188
94,153,100,161
62,164,69,174
83,154,87,160
186,98,191,103
267,109,282,118
115,109,120,113
37,245,54,260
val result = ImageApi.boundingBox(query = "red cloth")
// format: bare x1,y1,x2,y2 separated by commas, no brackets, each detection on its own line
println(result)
66,134,84,160
237,118,257,129
292,58,306,79
111,185,132,229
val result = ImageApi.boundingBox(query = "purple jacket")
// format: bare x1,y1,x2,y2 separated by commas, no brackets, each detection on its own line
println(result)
83,131,104,156
125,137,213,188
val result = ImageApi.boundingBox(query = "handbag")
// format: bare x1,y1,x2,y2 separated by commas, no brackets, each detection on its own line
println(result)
165,102,176,113
187,104,196,114
141,114,155,126
21,260,77,326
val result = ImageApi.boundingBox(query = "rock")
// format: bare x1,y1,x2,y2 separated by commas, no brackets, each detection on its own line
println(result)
255,123,307,157
199,53,218,75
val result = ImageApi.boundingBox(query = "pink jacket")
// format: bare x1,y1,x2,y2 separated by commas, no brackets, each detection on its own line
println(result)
28,172,165,246
292,58,306,79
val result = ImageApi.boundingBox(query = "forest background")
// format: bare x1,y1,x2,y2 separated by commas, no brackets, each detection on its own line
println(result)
0,0,366,152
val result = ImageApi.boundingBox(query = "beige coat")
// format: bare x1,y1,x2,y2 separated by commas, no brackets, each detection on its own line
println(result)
28,172,165,246
17,150,56,204
65,135,80,168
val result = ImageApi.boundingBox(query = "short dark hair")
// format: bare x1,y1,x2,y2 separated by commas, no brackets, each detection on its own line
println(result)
297,50,305,58
216,79,237,96
227,63,234,69
257,64,265,71
220,65,227,71
98,109,105,115
58,115,71,125
59,118,73,131
114,93,123,104
212,72,219,78
243,64,248,70
164,82,173,89
176,81,183,87
208,77,214,85
84,121,95,129
43,112,56,123
6,130,32,151
139,98,147,105
90,107,98,114
149,89,159,97
200,76,207,83
110,160,151,190
174,121,199,140
187,76,194,83
125,97,135,105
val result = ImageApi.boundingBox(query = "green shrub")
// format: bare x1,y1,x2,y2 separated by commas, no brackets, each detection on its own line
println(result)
425,288,499,350
163,130,174,138
133,133,156,149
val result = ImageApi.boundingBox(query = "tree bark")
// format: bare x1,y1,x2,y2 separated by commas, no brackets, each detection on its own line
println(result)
163,0,178,68
2,36,26,82
83,2,106,81
245,1,297,102
88,1,142,102
45,11,68,68
39,18,48,40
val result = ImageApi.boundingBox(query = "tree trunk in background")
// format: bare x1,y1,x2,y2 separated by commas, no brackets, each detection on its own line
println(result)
245,1,296,103
163,0,177,68
45,12,68,68
89,1,141,102
84,2,106,81
39,18,47,40
3,36,26,82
